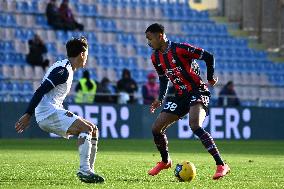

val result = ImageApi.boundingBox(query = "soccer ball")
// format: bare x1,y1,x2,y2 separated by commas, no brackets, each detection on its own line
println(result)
174,161,196,182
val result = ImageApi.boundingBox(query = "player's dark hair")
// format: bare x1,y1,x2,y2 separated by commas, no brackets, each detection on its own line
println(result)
66,37,88,58
145,23,165,34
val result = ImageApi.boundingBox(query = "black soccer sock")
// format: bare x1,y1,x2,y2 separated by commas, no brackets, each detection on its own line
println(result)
153,133,169,163
194,127,224,165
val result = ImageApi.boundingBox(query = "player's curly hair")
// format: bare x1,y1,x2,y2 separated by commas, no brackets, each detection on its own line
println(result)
145,23,165,34
66,36,88,58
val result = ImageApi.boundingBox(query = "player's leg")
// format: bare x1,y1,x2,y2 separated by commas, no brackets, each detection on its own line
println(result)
148,112,179,176
80,119,99,172
67,119,104,183
188,103,230,179
152,112,179,163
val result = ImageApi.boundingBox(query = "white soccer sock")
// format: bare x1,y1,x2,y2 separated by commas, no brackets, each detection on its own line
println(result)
78,132,92,171
90,137,98,171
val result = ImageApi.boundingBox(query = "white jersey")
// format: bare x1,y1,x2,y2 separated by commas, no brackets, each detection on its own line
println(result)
35,59,74,123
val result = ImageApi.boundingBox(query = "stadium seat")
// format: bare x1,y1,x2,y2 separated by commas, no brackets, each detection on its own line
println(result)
0,0,283,105
35,15,50,29
46,43,57,55
34,66,44,80
2,14,16,27
56,31,68,42
23,65,34,80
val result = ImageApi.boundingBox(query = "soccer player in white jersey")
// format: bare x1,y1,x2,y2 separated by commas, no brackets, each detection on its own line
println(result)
15,37,104,183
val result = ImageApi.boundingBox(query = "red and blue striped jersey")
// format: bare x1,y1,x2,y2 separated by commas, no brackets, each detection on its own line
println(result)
151,41,214,95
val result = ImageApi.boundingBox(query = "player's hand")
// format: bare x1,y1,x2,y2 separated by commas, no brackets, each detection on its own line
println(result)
15,113,31,133
150,99,162,113
208,77,218,87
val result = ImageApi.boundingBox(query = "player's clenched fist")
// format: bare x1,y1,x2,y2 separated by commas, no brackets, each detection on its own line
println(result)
150,99,162,113
208,77,218,87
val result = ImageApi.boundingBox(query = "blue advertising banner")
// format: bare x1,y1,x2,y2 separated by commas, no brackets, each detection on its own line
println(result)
0,102,283,139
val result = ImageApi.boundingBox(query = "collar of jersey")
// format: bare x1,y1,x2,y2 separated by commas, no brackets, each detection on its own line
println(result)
161,41,172,54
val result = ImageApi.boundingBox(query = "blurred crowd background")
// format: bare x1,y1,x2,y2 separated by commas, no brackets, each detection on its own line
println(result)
0,0,284,107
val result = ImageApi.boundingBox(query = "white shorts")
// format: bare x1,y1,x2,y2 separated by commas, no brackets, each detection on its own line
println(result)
38,109,79,139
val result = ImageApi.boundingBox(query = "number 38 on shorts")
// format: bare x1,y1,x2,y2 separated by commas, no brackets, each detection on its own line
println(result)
164,102,178,111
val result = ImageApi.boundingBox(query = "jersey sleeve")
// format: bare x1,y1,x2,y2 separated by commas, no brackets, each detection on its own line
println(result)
178,43,205,60
46,66,69,87
25,80,55,115
178,43,215,81
151,53,165,76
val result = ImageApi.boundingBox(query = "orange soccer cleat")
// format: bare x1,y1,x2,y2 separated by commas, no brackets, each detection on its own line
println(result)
213,164,230,180
148,160,172,176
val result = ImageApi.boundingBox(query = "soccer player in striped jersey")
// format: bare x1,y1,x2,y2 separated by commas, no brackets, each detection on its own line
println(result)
15,37,104,183
145,23,230,180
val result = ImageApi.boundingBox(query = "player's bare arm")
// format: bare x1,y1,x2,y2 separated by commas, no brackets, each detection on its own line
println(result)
150,99,162,113
15,113,31,133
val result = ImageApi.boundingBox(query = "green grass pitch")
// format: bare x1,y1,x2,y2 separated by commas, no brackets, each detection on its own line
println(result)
0,139,284,189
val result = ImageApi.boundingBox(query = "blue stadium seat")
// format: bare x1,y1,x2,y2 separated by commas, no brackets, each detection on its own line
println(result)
242,100,258,107
0,41,14,52
23,82,33,94
134,45,149,56
16,1,38,13
85,33,97,43
117,57,127,69
127,57,137,70
14,53,26,64
15,29,35,41
56,31,68,42
88,69,97,80
46,43,57,55
16,1,29,13
22,94,32,102
117,33,136,44
2,14,16,27
76,4,97,17
12,82,23,93
96,19,117,32
96,56,110,67
199,11,210,22
0,14,4,27
108,57,117,65
88,44,98,55
76,4,88,16
35,15,50,29
97,0,112,5
0,82,12,93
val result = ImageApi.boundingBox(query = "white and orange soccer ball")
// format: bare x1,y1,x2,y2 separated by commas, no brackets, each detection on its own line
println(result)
174,161,196,182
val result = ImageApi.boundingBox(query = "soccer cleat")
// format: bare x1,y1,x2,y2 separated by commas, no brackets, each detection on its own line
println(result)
213,164,230,180
148,160,172,176
77,170,105,183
